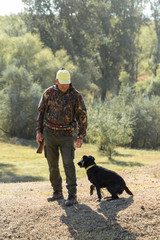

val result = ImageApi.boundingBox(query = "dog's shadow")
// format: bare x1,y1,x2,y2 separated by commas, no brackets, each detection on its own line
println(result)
58,196,135,240
99,196,134,238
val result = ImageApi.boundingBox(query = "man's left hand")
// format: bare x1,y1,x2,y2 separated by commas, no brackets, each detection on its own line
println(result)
76,138,83,148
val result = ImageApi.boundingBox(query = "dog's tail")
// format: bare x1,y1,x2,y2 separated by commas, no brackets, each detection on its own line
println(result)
124,186,133,196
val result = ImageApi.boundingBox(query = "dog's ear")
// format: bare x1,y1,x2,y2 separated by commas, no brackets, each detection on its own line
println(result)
88,155,95,161
91,156,95,161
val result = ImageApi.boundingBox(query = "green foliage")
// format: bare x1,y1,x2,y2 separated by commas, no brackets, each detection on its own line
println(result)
119,71,131,86
0,32,77,90
23,0,144,100
0,65,41,138
0,35,10,78
1,1,160,148
11,33,44,70
34,48,85,90
87,83,160,156
135,70,160,96
137,23,157,75
0,15,27,37
131,95,160,149
33,47,56,89
87,97,135,160
0,31,81,139
150,0,160,76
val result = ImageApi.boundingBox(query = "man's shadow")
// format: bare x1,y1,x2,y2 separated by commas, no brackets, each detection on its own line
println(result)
58,196,135,240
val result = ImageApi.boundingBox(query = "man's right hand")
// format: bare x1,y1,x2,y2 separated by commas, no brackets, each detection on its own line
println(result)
36,133,43,145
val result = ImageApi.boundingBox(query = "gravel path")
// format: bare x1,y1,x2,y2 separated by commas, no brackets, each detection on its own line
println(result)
0,164,160,240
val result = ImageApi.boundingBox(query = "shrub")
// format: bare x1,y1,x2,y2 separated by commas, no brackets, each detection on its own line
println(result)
0,65,41,138
131,95,160,149
87,98,135,160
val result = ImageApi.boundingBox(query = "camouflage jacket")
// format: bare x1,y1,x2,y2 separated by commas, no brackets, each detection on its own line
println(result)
36,85,87,138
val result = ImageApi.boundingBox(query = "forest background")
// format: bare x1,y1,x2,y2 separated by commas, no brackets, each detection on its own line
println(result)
0,0,160,159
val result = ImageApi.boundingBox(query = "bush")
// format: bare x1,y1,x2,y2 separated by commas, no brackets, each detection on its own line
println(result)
87,85,160,157
0,65,41,138
87,97,135,160
131,95,160,149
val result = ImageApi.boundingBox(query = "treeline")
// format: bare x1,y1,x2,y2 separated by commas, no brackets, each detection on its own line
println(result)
22,0,160,98
0,0,160,156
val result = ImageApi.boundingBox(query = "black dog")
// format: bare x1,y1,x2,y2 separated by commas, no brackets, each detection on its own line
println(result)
78,155,133,201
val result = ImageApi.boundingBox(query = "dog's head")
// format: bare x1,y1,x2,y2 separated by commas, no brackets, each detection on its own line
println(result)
78,155,95,168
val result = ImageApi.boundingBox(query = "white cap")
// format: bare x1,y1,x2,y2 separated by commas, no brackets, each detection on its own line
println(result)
56,69,71,84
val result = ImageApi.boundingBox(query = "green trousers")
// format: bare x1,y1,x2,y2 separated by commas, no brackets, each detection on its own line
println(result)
43,127,77,194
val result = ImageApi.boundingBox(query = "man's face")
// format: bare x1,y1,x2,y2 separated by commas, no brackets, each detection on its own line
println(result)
58,82,70,93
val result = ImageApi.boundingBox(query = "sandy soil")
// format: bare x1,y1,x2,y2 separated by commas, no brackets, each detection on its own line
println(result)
0,164,160,240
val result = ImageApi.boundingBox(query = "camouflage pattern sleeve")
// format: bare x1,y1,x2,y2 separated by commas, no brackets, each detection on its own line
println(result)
75,93,87,139
36,87,52,134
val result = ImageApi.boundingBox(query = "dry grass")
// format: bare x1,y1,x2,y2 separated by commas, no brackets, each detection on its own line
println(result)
0,137,160,183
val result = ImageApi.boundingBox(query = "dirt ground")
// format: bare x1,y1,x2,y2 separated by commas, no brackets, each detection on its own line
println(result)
0,163,160,240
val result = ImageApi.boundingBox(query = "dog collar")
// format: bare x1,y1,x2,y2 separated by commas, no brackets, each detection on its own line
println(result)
86,164,96,171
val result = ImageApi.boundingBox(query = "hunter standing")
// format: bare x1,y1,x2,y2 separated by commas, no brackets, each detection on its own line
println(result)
36,69,87,206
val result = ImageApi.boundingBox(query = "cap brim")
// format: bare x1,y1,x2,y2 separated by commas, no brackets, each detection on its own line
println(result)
58,79,71,84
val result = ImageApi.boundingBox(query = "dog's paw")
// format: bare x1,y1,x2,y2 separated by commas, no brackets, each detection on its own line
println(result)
95,198,101,202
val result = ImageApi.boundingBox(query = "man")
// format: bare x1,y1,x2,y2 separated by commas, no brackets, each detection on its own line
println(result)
36,69,87,206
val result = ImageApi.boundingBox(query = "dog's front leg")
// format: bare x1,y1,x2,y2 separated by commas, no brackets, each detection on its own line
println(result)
90,185,95,195
95,185,101,201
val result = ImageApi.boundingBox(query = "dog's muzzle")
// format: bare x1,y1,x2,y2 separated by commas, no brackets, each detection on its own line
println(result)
77,161,84,167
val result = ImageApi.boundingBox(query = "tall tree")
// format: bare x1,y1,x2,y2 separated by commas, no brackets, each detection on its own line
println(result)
22,0,65,52
149,0,160,76
23,0,144,100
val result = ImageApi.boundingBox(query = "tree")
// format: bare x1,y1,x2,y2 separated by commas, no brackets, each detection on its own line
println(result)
136,23,157,76
87,95,135,160
0,65,41,138
149,0,160,76
22,0,64,52
131,95,160,148
135,67,160,96
0,33,77,90
0,14,27,37
54,0,144,99
22,0,144,100
0,32,80,138
0,35,12,79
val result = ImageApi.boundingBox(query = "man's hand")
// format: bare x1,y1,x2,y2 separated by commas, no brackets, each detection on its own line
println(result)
36,132,43,145
76,138,83,148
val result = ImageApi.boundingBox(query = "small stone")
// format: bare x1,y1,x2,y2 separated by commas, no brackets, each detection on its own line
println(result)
141,206,145,210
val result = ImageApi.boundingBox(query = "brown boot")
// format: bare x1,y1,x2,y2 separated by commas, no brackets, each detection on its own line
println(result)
47,191,63,202
65,194,77,206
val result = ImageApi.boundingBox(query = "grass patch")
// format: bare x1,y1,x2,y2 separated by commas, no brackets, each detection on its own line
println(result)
0,138,160,183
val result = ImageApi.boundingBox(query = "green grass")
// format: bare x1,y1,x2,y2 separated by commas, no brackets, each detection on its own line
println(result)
0,138,160,183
